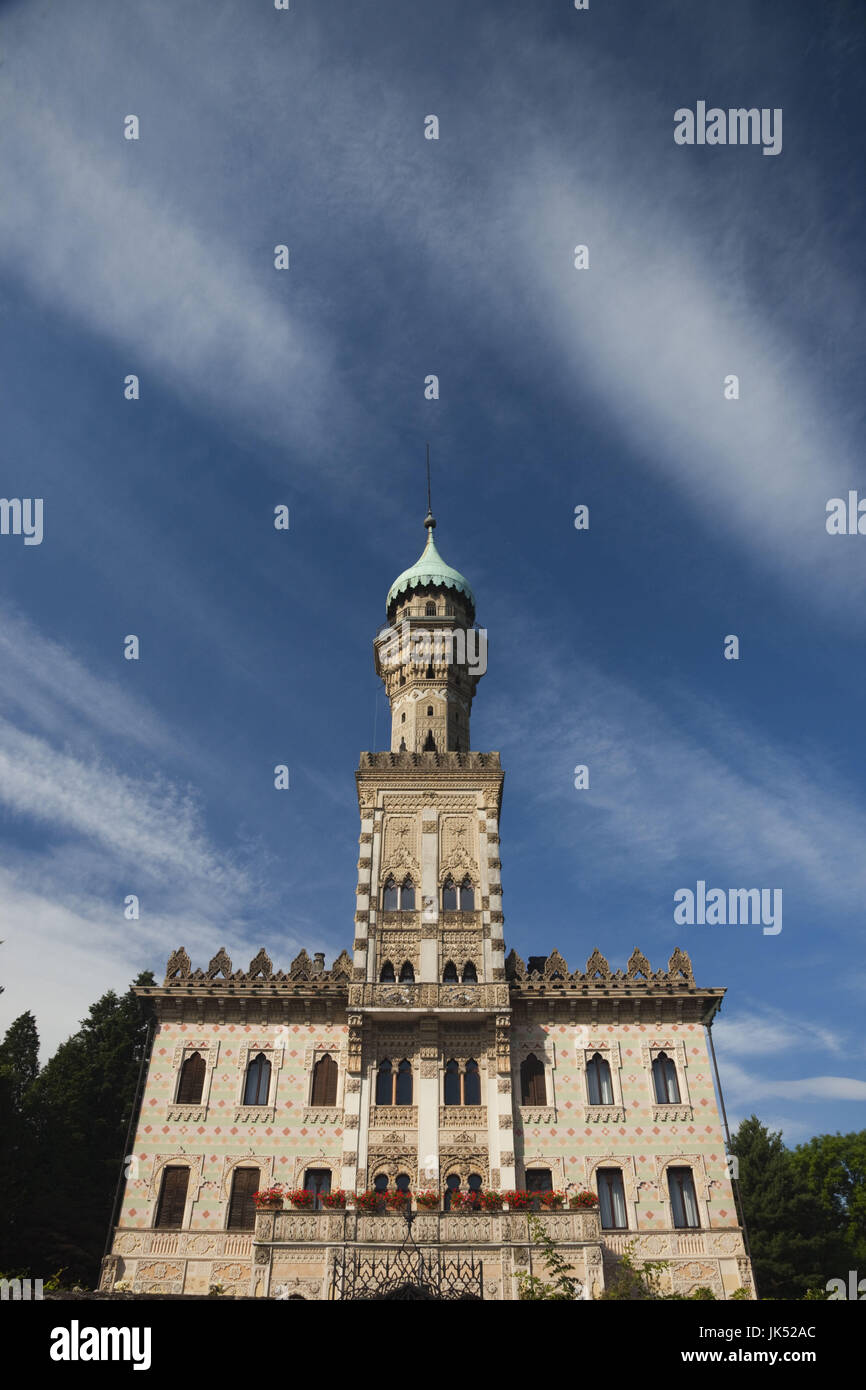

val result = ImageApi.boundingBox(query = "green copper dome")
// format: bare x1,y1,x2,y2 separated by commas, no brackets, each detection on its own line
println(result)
386,515,475,614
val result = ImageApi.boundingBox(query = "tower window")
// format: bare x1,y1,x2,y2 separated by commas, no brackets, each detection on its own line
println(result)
398,960,415,982
375,1058,413,1106
423,730,437,751
427,706,433,716
442,877,457,910
401,712,406,723
425,602,436,616
382,876,416,911
379,960,396,982
442,960,458,983
461,961,477,983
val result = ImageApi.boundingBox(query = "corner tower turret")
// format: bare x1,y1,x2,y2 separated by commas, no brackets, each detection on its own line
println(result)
374,510,484,754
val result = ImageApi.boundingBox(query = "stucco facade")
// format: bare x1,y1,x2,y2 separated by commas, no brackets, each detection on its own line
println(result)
101,515,752,1300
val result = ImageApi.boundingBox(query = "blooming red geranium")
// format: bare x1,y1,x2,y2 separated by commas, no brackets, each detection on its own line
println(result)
415,1190,440,1209
285,1188,315,1208
320,1189,348,1209
253,1186,284,1208
569,1190,599,1209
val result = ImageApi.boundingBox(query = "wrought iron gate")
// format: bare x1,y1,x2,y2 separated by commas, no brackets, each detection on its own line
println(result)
330,1212,483,1300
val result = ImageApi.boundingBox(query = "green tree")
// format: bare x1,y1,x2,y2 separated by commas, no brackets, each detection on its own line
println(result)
0,1011,40,1107
790,1130,866,1275
0,972,155,1285
730,1114,840,1299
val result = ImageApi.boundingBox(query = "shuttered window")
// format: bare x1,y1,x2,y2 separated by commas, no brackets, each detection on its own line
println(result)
154,1166,189,1229
227,1167,260,1231
311,1054,338,1106
177,1051,206,1104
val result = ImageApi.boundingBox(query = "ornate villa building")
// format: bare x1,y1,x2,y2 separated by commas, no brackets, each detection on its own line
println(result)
101,510,754,1301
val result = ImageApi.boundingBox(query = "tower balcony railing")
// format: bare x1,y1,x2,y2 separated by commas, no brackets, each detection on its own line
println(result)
262,1207,602,1247
348,981,510,1011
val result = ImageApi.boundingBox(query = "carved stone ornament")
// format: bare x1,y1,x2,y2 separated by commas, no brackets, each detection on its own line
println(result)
248,948,273,980
206,947,232,980
585,947,611,981
165,947,191,982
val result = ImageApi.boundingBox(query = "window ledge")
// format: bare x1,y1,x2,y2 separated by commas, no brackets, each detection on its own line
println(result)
167,1104,207,1123
302,1108,344,1125
234,1106,275,1124
519,1106,557,1125
440,1106,487,1127
584,1106,626,1124
371,1105,418,1126
653,1105,694,1122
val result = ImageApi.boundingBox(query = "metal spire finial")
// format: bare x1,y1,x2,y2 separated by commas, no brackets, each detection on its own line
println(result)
424,443,436,532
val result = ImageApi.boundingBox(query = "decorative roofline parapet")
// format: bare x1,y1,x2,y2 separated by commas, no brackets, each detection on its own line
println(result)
357,750,501,771
154,946,353,989
506,945,709,991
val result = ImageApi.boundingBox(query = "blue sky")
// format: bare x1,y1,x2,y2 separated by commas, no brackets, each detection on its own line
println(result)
1,0,864,1146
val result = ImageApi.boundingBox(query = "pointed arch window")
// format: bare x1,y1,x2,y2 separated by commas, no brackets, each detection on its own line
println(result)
376,1058,413,1106
399,960,415,982
464,1059,481,1106
375,1059,393,1105
586,1052,614,1105
311,1054,338,1107
444,1174,461,1211
461,961,478,984
379,961,396,982
520,1053,546,1106
459,877,474,909
425,602,437,616
243,1053,271,1106
442,960,459,983
423,729,437,751
442,877,458,910
444,1059,461,1106
653,1051,681,1104
382,876,416,911
176,1050,205,1105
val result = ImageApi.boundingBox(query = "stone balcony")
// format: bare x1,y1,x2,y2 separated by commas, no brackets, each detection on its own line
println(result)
348,981,509,1014
259,1207,602,1247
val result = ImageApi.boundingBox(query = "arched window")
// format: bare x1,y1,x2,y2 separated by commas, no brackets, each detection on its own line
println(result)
444,1174,461,1211
373,1173,389,1194
154,1165,189,1230
395,1059,413,1106
653,1052,681,1104
442,877,458,910
426,664,434,679
668,1166,700,1228
427,705,434,716
243,1053,271,1106
379,960,396,982
444,604,454,616
444,1059,461,1106
461,961,478,983
520,1053,546,1106
311,1054,338,1107
442,960,459,983
398,960,415,982
382,877,416,911
423,729,437,751
375,1059,393,1106
398,738,406,750
395,1173,411,1195
177,1050,205,1105
425,602,437,616
459,877,474,910
467,1172,483,1209
227,1166,261,1231
597,1168,628,1230
464,1059,481,1106
586,1052,614,1105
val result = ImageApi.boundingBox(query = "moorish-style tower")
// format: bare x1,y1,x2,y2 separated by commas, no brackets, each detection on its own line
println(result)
100,508,754,1301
